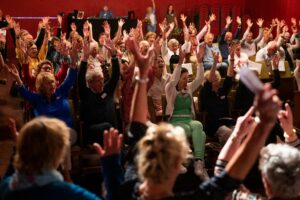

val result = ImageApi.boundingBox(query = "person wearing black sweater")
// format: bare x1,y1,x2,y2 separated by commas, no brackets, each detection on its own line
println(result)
78,42,120,145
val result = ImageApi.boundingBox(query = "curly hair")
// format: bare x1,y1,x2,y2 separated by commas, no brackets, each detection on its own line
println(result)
136,123,190,183
259,143,300,199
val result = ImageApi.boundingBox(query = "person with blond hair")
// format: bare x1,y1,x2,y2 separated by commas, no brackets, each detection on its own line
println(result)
0,117,101,200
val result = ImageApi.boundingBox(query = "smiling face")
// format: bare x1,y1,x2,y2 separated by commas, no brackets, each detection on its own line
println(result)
178,71,189,90
28,43,38,58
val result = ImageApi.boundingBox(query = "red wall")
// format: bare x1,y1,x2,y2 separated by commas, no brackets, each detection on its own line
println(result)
1,0,245,34
244,0,300,26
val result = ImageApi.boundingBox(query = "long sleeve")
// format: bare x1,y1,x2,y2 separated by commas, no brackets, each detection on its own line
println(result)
35,28,45,50
18,85,39,104
101,155,123,200
55,63,69,86
241,27,250,44
196,25,208,43
254,27,263,44
218,27,228,44
271,69,280,89
234,27,241,40
22,63,36,89
78,61,89,100
105,56,120,94
166,63,182,90
9,28,16,46
189,63,204,93
38,38,48,61
56,68,77,97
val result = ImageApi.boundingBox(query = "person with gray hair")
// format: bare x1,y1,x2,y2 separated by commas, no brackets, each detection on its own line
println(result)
259,143,300,199
78,41,120,145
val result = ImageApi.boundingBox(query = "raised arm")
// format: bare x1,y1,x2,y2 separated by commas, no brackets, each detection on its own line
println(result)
234,16,242,39
241,19,253,42
225,83,281,180
125,36,154,123
215,106,256,175
207,51,219,82
104,40,120,94
189,44,205,92
219,16,232,43
254,18,264,44
112,19,125,45
78,41,90,100
278,103,299,147
93,128,124,200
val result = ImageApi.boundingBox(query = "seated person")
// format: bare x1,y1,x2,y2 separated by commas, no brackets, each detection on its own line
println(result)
165,46,207,178
255,40,285,73
200,50,234,142
218,16,242,64
202,33,227,74
22,59,68,91
148,55,171,117
78,42,120,145
99,5,113,19
0,117,101,200
241,18,264,57
122,36,283,199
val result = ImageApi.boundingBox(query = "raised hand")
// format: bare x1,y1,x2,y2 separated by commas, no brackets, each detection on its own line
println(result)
125,36,154,75
226,16,232,27
169,22,175,31
291,17,297,26
291,25,298,34
278,103,294,135
282,25,289,33
208,13,216,23
159,22,166,33
279,19,286,28
212,51,219,64
180,14,187,23
197,44,205,63
246,19,253,28
6,64,20,80
104,39,117,57
42,16,50,27
118,18,125,27
236,16,242,26
254,83,281,125
103,21,111,36
93,128,123,157
256,18,264,28
232,106,256,141
57,15,62,26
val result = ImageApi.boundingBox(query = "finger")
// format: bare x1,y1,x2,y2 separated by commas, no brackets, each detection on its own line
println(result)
244,106,255,118
111,128,119,149
117,134,124,151
285,103,292,116
93,143,105,156
103,130,109,149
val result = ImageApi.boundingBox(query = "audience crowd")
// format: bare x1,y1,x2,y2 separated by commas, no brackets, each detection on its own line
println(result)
0,2,300,199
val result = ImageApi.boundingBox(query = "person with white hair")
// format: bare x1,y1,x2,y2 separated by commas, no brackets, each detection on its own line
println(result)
255,40,285,72
259,143,300,199
78,41,120,145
